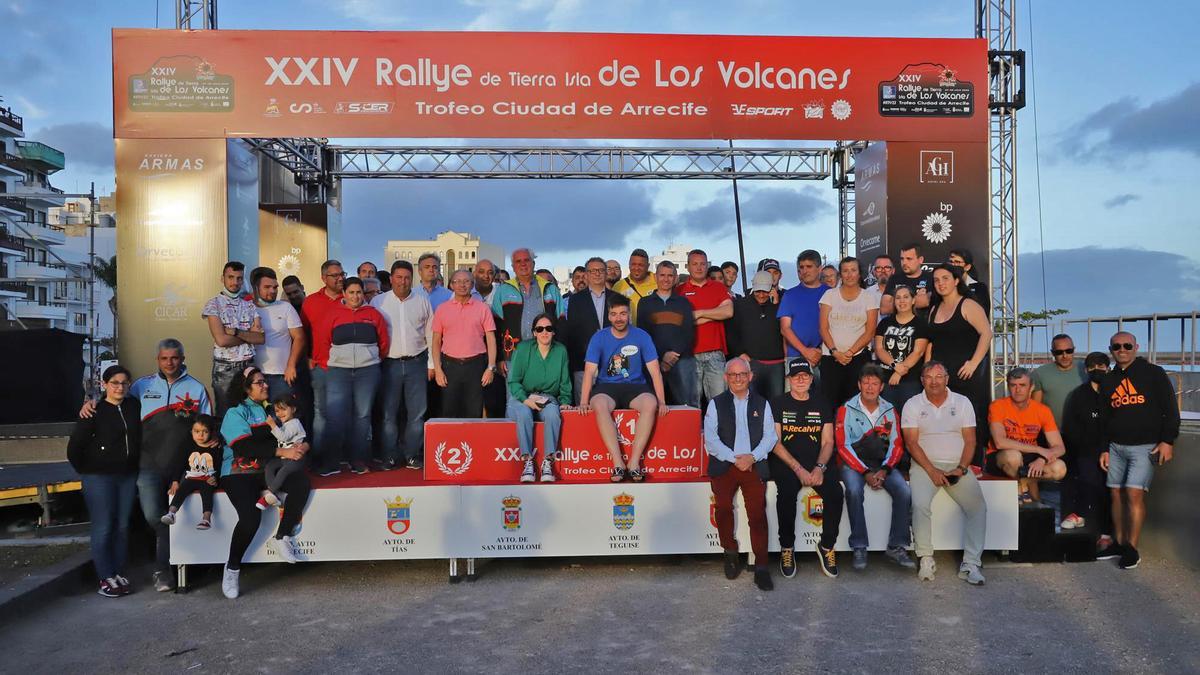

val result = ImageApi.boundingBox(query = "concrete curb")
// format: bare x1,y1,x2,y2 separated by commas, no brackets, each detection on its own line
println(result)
0,549,92,627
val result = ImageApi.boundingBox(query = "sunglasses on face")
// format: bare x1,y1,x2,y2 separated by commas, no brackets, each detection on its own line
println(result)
1109,343,1135,352
1051,348,1075,356
533,325,554,334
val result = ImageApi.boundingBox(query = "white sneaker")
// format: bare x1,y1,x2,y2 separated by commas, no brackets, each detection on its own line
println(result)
263,491,279,506
958,562,986,585
539,458,556,483
918,556,937,581
520,458,536,483
268,536,299,564
221,565,240,599
160,512,176,526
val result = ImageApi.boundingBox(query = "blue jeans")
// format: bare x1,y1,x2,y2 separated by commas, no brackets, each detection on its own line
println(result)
136,468,171,574
506,396,563,459
748,359,785,401
265,373,294,402
840,465,912,550
1107,442,1155,491
82,473,137,580
380,355,429,463
311,366,329,466
326,364,382,467
694,350,726,404
882,380,921,414
666,354,699,408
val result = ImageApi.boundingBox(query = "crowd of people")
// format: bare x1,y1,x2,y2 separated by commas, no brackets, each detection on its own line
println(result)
66,243,1180,597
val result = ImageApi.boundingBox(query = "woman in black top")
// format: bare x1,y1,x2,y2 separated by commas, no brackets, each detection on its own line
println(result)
926,264,993,457
67,365,141,597
873,284,930,412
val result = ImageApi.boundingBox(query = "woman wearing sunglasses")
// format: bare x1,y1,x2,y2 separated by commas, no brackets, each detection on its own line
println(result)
67,365,142,597
506,313,572,483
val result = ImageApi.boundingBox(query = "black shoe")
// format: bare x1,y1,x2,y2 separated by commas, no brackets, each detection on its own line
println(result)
317,466,342,477
817,543,839,578
779,548,796,578
754,568,774,591
405,457,424,471
723,550,741,580
1119,545,1140,570
1096,542,1124,561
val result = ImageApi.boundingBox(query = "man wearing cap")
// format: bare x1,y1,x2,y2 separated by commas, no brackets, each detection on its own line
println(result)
770,359,843,579
758,258,786,303
726,271,787,400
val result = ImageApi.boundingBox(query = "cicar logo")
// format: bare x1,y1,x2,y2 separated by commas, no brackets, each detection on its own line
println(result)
385,496,412,535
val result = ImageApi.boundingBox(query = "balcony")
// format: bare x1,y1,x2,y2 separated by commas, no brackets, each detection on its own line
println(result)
13,221,66,245
13,301,67,321
0,152,23,177
0,195,22,215
13,261,67,281
0,106,21,133
0,281,27,297
14,141,65,173
0,231,23,255
11,182,65,208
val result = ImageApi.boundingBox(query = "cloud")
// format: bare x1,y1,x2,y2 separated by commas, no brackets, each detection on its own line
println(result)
30,122,113,169
1102,193,1140,208
1018,246,1200,319
0,51,46,87
464,0,584,30
339,179,657,266
1063,82,1200,159
654,185,830,240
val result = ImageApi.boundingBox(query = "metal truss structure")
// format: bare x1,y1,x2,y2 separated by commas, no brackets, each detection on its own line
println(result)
832,141,867,258
978,0,1026,390
176,0,217,30
327,146,832,180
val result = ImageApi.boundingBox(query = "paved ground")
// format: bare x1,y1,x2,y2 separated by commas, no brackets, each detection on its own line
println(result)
2,549,1198,674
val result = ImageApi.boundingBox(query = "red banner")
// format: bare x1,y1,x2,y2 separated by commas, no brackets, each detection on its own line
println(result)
113,29,986,141
424,409,706,484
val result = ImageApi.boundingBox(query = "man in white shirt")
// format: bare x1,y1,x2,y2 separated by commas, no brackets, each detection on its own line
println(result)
202,261,264,416
901,361,988,585
251,267,305,403
371,260,435,470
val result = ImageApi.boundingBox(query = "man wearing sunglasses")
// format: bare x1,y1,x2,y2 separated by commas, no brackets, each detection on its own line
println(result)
1032,334,1086,428
1097,332,1179,570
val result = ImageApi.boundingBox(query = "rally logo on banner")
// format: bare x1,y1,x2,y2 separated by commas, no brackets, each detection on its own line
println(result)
612,493,635,531
385,496,412,535
501,495,522,531
803,489,825,527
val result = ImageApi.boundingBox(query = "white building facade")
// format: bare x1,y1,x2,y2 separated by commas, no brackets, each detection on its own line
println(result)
384,230,506,279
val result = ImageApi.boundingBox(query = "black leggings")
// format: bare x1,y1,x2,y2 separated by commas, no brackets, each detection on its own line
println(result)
771,457,844,550
169,477,214,514
820,351,870,407
220,471,311,570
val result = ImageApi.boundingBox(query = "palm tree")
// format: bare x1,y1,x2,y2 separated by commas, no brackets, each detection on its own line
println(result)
92,255,117,355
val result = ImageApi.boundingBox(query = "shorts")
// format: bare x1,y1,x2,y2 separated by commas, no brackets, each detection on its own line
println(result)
1106,442,1155,491
984,450,1040,477
592,382,654,409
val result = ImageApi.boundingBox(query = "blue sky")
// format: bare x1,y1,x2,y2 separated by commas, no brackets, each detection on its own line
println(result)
3,0,1198,327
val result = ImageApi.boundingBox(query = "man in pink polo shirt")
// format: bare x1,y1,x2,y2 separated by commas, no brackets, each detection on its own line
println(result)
432,269,498,418
677,248,734,406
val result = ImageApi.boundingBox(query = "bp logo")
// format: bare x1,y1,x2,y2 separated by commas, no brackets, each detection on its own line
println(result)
802,488,825,527
501,495,522,530
612,493,635,530
385,496,412,535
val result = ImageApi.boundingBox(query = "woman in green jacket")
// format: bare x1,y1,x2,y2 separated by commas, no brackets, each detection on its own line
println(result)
506,312,572,483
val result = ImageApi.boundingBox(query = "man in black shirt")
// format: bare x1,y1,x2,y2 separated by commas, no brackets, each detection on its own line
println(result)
880,243,934,316
636,261,698,407
727,271,786,400
562,257,623,404
770,359,844,580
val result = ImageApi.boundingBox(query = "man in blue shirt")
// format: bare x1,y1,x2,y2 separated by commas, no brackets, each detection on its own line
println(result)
578,294,667,483
778,249,827,368
704,356,778,591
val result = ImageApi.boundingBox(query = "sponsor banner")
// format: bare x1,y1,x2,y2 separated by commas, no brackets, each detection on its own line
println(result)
854,141,888,264
113,29,985,141
884,141,989,280
169,480,1018,563
259,203,331,288
115,138,228,389
423,408,705,484
170,484,462,564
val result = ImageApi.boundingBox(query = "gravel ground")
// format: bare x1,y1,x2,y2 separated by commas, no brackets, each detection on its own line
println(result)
1,549,1197,674
0,541,87,589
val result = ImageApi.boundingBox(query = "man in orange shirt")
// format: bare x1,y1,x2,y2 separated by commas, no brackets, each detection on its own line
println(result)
985,366,1066,503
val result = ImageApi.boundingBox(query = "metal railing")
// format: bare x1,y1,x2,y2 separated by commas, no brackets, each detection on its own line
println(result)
1061,312,1199,371
0,106,22,130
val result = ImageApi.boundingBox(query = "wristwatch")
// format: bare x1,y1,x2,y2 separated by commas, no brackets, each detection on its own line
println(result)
815,462,827,471
956,464,970,474
487,364,498,373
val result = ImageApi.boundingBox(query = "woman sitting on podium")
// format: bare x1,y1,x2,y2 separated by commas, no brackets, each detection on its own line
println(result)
506,312,572,484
